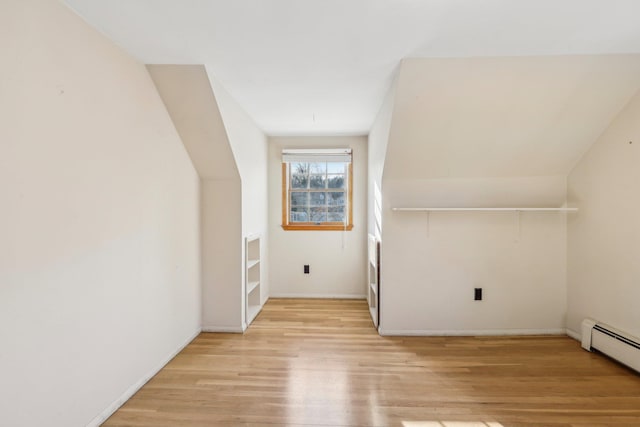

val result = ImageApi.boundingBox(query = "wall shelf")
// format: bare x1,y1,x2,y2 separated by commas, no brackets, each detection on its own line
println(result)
247,280,260,295
392,207,578,212
391,207,578,241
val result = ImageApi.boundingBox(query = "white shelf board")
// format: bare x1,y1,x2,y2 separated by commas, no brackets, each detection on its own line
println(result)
370,282,377,294
369,305,377,328
246,233,261,242
247,259,260,269
392,207,578,212
247,281,260,295
247,304,261,324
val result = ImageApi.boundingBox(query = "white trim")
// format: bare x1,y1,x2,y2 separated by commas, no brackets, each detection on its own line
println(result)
378,328,567,337
201,325,244,333
566,328,581,341
270,293,366,299
86,328,201,427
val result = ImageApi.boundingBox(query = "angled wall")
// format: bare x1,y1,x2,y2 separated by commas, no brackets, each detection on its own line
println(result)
149,65,269,331
147,65,243,331
0,1,201,425
567,89,640,340
208,72,270,312
368,73,398,241
378,56,640,335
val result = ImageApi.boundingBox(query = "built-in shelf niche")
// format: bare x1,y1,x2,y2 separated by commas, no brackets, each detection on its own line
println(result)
245,234,262,326
367,235,380,328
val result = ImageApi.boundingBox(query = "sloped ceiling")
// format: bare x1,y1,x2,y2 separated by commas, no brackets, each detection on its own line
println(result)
147,65,239,180
62,0,640,135
385,55,640,180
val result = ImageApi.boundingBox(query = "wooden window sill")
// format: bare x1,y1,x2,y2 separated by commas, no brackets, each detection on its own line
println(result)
282,224,354,231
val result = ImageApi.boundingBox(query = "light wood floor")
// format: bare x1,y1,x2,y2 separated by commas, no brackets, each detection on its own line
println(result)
105,299,640,427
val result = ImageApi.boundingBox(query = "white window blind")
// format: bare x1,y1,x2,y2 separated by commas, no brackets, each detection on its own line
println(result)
282,148,352,163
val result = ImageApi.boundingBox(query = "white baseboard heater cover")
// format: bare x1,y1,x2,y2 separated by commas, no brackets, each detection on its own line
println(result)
581,318,640,373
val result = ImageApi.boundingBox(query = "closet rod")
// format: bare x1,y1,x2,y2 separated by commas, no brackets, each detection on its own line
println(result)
391,207,578,212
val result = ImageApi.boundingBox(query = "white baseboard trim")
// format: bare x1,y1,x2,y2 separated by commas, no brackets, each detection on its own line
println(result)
378,327,567,337
565,328,581,341
270,293,366,299
87,327,201,427
202,325,244,333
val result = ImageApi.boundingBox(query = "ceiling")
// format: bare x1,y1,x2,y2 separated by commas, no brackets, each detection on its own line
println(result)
63,0,640,136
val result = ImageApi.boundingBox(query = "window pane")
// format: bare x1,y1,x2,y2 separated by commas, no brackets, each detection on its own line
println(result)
309,162,326,174
290,207,308,222
310,192,326,206
327,174,345,189
283,158,351,229
291,174,308,189
291,162,309,174
290,192,308,206
310,207,327,222
310,174,326,189
328,191,345,206
327,162,345,174
328,206,345,222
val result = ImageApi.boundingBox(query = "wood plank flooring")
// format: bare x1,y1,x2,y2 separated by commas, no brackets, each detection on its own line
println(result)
104,299,640,426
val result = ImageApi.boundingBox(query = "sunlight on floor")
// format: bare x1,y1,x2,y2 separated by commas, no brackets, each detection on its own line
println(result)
403,422,504,427
286,358,351,425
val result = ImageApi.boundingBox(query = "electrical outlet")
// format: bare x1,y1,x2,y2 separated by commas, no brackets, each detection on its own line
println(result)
474,288,482,301
304,265,310,274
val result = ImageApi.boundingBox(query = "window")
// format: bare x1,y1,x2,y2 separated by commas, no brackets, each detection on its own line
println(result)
281,149,353,231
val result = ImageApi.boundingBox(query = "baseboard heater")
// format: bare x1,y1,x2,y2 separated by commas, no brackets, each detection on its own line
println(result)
581,318,640,373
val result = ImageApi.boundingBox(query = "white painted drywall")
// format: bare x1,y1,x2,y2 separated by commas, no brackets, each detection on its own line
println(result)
368,75,397,240
268,137,368,298
146,65,239,180
201,179,243,330
209,73,270,310
0,1,201,425
567,90,640,340
380,179,568,334
147,65,244,331
375,58,599,334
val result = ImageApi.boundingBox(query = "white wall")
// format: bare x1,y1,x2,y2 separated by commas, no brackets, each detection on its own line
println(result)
368,76,397,240
147,65,244,331
209,73,270,311
0,1,201,426
567,90,640,340
201,179,242,331
380,179,567,335
377,58,584,335
268,136,368,298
